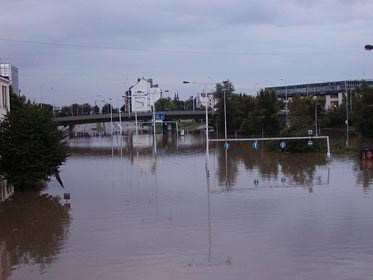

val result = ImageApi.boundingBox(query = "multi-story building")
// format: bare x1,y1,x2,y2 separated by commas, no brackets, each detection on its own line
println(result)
0,76,10,121
266,80,373,110
126,78,162,113
196,92,216,109
0,63,19,95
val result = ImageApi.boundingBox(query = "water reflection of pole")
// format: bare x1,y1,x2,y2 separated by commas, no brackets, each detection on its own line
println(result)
225,146,231,190
205,157,212,263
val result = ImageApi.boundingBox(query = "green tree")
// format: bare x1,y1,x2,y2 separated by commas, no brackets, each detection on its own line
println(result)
353,81,373,137
155,97,177,111
101,103,113,114
0,93,68,189
247,89,282,136
214,81,236,135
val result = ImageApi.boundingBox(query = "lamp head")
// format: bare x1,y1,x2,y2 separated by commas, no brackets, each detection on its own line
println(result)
183,81,190,84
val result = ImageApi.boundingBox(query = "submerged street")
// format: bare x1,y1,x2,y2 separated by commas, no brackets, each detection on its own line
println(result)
1,134,373,279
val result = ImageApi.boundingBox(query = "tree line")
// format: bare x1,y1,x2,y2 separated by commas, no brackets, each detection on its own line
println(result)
53,80,373,139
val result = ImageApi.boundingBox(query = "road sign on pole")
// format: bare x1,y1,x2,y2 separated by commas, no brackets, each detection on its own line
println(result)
252,141,259,150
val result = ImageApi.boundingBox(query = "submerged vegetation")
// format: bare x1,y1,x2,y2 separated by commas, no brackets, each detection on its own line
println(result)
0,92,68,189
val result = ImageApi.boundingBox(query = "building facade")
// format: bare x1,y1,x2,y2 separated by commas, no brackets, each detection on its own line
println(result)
266,80,373,110
196,92,216,109
0,64,19,95
126,78,162,113
0,76,10,121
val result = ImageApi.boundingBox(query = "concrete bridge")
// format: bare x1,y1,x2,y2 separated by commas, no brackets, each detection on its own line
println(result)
54,110,215,126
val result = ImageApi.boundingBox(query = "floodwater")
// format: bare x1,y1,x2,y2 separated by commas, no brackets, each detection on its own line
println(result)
1,133,373,279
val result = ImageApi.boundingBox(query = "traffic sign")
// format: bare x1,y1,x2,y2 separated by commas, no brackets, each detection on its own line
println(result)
308,140,313,147
224,143,229,150
155,113,165,121
252,141,259,150
280,141,286,149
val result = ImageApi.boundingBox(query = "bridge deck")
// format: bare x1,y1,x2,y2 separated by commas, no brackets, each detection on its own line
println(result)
54,110,215,126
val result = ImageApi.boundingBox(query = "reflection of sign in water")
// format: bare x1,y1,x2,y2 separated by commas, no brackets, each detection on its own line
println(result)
360,148,373,169
360,148,373,160
280,141,286,149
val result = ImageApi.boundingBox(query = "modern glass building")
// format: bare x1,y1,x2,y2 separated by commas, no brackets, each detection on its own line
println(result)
0,64,19,95
266,80,373,110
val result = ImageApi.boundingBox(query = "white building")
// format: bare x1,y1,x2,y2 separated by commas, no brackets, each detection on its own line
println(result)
0,63,19,95
196,92,215,109
0,76,10,121
127,78,162,113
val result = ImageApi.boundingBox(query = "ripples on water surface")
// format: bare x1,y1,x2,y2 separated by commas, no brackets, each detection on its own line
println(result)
2,134,373,279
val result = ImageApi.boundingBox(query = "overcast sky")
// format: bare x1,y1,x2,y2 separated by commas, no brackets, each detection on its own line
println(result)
1,0,373,107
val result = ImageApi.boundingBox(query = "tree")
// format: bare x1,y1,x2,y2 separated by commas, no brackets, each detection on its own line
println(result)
246,89,282,136
352,81,373,137
101,103,113,114
0,93,68,188
155,97,177,111
214,81,236,135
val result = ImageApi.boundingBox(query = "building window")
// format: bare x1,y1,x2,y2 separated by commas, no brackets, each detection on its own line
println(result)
2,86,8,109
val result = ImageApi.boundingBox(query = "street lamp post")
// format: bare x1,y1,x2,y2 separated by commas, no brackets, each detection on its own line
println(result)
222,81,229,148
102,99,113,136
134,90,156,153
345,80,349,148
183,80,215,157
280,78,288,127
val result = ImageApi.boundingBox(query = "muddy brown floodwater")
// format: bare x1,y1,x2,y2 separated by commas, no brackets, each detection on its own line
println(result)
1,134,373,279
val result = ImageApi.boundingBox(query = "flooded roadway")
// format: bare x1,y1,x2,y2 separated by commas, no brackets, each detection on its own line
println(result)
1,133,373,279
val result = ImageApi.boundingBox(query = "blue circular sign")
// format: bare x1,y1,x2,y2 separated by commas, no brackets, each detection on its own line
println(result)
308,140,313,147
280,141,286,149
252,141,259,150
281,177,286,184
224,143,229,150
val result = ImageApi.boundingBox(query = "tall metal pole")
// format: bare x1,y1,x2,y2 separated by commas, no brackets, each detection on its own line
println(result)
315,103,318,136
183,80,215,158
135,111,138,137
345,80,349,148
204,86,209,157
119,107,122,136
281,78,288,127
152,94,156,155
110,102,113,136
223,87,227,144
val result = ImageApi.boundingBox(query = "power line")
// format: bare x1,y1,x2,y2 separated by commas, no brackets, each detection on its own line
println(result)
0,37,351,57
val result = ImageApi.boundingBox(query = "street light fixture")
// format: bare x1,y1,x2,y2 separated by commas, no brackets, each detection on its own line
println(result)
364,45,373,51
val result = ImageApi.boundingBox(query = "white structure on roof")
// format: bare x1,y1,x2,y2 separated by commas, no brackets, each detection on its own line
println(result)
127,78,162,113
0,76,10,121
0,64,19,95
